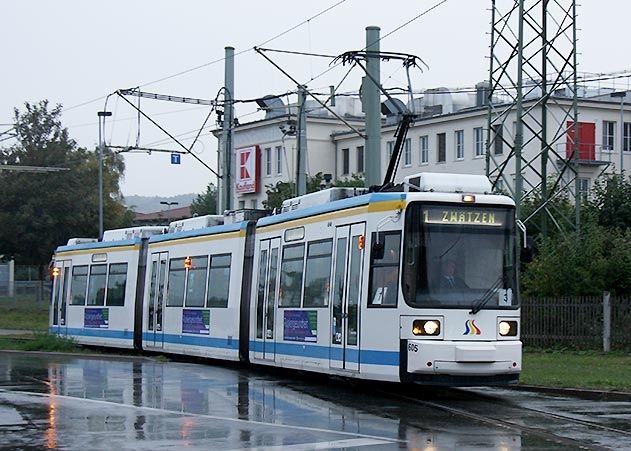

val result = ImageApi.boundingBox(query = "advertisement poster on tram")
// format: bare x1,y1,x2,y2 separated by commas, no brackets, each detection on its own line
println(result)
182,309,211,335
283,310,317,342
84,308,109,328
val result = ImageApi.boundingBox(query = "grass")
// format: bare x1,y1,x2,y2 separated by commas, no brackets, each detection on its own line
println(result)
0,333,79,353
0,298,49,331
522,349,631,392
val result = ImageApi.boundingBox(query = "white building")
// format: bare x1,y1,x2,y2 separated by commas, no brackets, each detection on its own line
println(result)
221,86,630,209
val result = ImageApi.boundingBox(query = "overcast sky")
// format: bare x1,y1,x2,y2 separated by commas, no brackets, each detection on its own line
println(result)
2,0,629,197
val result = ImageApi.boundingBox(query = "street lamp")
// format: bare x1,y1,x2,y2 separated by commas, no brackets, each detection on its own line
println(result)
610,91,626,175
160,201,179,221
97,111,112,240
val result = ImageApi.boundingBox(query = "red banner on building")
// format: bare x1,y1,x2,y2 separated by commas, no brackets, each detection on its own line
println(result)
235,145,260,194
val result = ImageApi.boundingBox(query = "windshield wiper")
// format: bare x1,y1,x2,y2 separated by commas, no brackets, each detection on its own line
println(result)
470,276,505,315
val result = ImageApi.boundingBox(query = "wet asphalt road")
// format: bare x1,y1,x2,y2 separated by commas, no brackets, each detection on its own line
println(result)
0,351,630,450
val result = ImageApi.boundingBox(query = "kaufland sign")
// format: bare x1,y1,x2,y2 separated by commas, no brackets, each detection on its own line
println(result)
235,145,260,194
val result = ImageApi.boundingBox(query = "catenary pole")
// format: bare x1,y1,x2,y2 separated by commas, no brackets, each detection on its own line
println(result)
364,26,381,187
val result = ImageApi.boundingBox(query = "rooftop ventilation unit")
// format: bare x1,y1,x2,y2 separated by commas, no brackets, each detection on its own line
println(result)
223,209,270,224
256,95,287,119
168,215,224,233
66,238,98,246
102,226,167,242
404,172,492,194
280,187,368,213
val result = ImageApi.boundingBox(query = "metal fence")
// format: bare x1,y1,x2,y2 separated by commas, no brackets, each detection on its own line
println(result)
521,294,631,349
0,281,51,304
1,282,630,350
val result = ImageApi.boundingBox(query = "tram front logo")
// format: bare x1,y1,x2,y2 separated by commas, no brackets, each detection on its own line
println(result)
463,319,481,336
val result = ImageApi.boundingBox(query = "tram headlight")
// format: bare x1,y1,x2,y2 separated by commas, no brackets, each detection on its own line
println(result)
498,320,518,337
412,319,441,336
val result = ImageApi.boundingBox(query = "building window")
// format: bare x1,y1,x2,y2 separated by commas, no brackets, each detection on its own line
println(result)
603,121,615,151
474,127,484,157
386,141,395,160
251,200,257,209
403,138,412,166
356,145,364,173
493,125,503,155
342,148,350,175
625,122,631,152
437,133,446,162
265,147,272,176
419,135,429,164
455,130,464,160
577,178,590,202
276,146,283,174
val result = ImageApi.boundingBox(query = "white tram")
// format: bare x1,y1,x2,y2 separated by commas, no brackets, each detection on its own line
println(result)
50,172,522,386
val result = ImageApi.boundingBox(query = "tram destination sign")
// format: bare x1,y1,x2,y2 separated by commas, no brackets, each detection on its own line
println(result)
422,207,504,227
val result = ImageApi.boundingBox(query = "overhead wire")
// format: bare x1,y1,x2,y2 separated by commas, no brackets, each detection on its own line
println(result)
136,0,349,89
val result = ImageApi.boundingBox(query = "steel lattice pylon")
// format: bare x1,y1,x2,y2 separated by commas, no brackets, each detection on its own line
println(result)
486,0,580,236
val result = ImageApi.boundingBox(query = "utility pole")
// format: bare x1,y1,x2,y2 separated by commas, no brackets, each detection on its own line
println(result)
221,46,235,213
296,86,307,196
610,91,626,174
97,110,112,240
364,26,381,188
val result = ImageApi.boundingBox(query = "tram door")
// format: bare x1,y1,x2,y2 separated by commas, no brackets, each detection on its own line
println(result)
145,252,168,349
51,260,70,335
254,238,281,361
330,223,365,372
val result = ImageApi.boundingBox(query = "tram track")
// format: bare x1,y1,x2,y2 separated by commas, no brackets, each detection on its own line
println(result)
375,386,629,450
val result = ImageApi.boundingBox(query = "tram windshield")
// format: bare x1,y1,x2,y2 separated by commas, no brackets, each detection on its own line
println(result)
402,203,518,309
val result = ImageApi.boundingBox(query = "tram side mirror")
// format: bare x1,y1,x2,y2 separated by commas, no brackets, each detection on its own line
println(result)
520,236,535,263
372,241,385,260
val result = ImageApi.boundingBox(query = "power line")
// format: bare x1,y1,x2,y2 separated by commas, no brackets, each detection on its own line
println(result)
137,0,349,89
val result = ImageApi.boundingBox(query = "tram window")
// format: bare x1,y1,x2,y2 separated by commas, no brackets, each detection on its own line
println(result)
106,263,128,307
167,258,185,307
368,232,402,307
87,264,107,306
279,243,305,307
70,265,88,305
303,239,333,307
185,256,208,307
207,254,231,308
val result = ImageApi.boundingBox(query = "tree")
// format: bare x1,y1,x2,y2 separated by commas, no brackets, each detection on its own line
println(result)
0,101,132,274
334,173,365,188
190,182,218,216
521,222,631,296
263,172,366,210
586,173,631,231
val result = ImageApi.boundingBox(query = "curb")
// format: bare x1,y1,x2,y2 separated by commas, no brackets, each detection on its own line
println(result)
0,349,156,362
510,384,631,402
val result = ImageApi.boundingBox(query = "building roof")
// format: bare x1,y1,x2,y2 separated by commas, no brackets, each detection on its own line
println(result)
133,205,192,225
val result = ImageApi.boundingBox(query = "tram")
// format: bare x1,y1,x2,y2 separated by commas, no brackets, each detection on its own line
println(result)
50,172,522,386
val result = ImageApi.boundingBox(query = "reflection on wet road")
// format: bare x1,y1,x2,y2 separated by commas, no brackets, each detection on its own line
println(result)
0,352,628,449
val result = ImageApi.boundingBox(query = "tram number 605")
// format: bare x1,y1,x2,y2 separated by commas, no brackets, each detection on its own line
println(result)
407,342,418,353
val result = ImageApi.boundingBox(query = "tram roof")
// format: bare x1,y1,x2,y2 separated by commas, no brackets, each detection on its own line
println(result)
257,192,406,227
